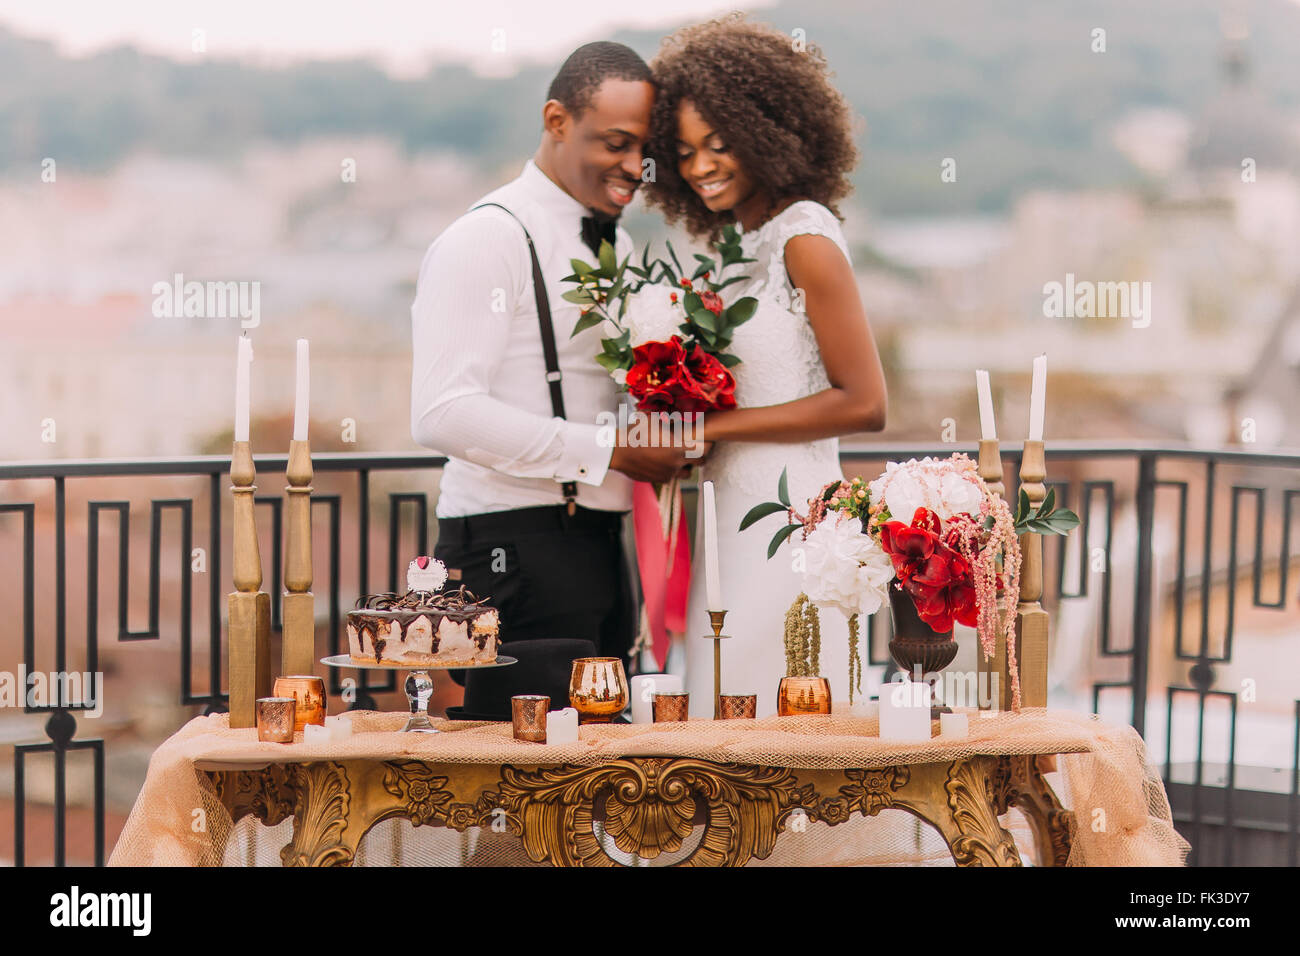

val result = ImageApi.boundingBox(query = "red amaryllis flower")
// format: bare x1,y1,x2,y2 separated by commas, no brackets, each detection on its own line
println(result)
625,336,737,414
698,290,724,316
880,507,979,633
625,337,688,412
678,341,737,411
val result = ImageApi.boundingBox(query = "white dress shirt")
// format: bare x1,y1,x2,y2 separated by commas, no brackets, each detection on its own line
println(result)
411,160,635,517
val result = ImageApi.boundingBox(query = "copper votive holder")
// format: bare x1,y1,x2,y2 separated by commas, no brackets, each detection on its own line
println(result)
256,697,296,743
512,695,549,743
776,676,832,716
652,692,690,722
719,694,757,719
569,657,629,724
273,675,326,732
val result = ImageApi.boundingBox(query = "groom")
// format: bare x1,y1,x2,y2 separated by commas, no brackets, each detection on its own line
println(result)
411,42,699,680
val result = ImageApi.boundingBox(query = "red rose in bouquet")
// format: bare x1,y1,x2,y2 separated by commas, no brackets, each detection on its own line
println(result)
626,335,737,414
879,507,980,633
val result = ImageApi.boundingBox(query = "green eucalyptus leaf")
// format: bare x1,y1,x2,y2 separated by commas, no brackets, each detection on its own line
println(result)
1040,486,1057,516
778,467,791,507
767,522,800,560
726,297,758,325
739,501,788,531
571,312,603,337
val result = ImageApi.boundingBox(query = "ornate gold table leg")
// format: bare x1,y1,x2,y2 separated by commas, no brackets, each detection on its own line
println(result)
800,758,1023,867
1001,754,1076,866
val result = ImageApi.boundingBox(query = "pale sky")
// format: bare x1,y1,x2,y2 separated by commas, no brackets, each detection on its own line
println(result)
0,0,773,76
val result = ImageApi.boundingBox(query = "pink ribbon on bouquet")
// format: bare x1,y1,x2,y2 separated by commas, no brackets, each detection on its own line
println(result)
631,480,691,670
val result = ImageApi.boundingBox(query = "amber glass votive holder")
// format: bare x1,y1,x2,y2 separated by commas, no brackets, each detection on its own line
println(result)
776,677,832,716
256,697,296,743
719,694,757,719
512,695,549,742
274,675,327,732
569,657,629,723
652,692,690,722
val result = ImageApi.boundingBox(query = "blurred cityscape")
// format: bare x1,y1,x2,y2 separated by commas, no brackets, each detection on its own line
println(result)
1,0,1298,863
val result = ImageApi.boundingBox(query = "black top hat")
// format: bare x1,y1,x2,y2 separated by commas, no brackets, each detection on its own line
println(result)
445,638,598,722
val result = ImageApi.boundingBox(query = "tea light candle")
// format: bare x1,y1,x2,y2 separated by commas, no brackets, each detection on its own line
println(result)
630,674,683,724
546,707,579,745
877,679,932,741
940,712,969,738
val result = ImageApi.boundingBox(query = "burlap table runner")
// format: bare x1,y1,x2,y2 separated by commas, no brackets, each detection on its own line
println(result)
108,707,1190,866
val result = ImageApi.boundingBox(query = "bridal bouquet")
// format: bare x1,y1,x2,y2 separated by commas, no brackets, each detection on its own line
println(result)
743,453,1078,708
561,224,757,397
562,228,758,667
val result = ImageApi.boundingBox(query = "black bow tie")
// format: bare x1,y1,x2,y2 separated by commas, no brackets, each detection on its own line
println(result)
581,214,618,258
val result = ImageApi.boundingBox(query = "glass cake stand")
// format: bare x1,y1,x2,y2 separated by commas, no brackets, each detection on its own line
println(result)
320,654,517,733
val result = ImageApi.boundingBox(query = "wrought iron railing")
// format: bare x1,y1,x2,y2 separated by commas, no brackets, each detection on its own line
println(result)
1,443,1296,866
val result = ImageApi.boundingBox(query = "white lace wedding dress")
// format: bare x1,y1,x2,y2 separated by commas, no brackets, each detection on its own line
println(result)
677,201,855,718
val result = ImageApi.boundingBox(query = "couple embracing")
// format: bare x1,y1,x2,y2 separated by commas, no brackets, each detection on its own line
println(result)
411,15,887,718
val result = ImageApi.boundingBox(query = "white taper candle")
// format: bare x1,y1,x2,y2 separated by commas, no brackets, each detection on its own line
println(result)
975,369,996,441
1029,353,1047,442
234,335,253,443
293,338,310,441
702,480,722,612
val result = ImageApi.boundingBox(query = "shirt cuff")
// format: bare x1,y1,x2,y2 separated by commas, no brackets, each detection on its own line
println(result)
555,420,615,487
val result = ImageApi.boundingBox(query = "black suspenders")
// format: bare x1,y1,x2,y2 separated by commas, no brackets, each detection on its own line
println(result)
470,202,578,515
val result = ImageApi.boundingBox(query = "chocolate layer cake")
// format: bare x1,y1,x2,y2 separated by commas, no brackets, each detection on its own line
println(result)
346,558,500,666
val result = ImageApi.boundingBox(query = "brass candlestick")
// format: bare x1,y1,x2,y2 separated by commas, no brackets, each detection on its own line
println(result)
705,609,731,719
228,441,272,728
281,438,315,676
1015,439,1050,709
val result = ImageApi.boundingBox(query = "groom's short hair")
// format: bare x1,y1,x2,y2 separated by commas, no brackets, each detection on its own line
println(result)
546,41,652,120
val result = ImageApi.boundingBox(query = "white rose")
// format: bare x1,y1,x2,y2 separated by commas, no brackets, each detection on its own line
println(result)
801,515,893,617
623,285,683,347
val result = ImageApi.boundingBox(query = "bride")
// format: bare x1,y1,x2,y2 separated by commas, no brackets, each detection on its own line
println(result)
643,16,888,717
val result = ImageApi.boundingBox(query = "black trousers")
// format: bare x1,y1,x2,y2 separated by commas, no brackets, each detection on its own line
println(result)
434,505,636,684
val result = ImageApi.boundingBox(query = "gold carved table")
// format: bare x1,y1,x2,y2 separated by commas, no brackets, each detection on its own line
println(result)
202,750,1074,867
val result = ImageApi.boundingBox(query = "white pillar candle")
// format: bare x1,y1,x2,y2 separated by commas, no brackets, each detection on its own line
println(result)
327,715,353,740
702,480,722,612
877,678,932,741
293,338,310,441
234,335,253,442
630,674,684,724
975,369,996,441
1028,353,1047,442
304,722,331,743
939,711,969,738
546,707,579,745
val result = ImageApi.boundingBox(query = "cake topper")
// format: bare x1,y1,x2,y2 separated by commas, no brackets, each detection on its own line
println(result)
406,555,449,593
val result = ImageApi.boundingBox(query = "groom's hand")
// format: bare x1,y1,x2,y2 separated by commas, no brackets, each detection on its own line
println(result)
609,441,698,484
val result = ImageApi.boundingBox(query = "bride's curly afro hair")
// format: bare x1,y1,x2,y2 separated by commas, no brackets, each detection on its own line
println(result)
643,15,859,240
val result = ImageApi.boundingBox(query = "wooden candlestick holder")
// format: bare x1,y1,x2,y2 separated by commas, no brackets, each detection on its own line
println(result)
228,440,272,728
281,438,315,676
1015,439,1050,709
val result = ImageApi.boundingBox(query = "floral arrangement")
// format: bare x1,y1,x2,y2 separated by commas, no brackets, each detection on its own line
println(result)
743,453,1079,708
